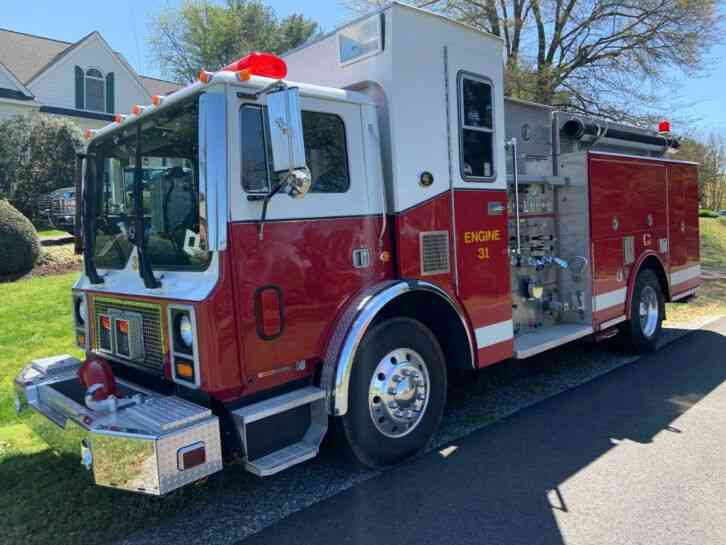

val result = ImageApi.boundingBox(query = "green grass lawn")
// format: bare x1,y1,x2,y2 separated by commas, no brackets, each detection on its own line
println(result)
37,229,70,239
699,217,726,270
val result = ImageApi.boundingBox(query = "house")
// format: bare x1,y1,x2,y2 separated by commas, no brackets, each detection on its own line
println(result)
0,28,181,130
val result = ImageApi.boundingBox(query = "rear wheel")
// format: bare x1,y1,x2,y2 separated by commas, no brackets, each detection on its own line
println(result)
338,317,446,468
622,269,664,353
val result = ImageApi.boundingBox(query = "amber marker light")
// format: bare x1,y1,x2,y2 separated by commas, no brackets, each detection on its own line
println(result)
198,70,214,83
132,104,147,115
236,69,252,82
151,95,165,106
84,129,95,139
113,113,127,123
175,360,194,380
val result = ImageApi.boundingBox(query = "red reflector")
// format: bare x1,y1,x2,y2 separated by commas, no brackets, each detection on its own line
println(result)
658,119,671,133
222,52,287,79
256,286,283,339
178,443,206,471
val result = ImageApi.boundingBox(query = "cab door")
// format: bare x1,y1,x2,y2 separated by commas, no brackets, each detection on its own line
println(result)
228,95,389,394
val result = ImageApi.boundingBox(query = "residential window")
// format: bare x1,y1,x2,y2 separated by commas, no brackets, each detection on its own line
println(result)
459,73,495,181
241,105,350,194
85,68,105,112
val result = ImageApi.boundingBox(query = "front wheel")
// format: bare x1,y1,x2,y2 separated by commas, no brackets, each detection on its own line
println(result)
338,317,447,468
622,269,664,353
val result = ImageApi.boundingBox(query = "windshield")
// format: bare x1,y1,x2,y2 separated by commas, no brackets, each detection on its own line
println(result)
88,96,210,272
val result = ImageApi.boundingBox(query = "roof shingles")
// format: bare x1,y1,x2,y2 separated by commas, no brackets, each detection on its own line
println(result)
0,28,181,96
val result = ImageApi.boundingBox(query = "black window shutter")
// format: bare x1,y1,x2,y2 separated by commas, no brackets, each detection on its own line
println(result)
105,72,115,113
75,66,84,110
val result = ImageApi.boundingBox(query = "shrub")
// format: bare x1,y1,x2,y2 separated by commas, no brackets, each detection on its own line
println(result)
0,199,40,277
699,209,720,218
0,113,83,222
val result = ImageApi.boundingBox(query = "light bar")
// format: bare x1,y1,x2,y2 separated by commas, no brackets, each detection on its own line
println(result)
222,52,287,79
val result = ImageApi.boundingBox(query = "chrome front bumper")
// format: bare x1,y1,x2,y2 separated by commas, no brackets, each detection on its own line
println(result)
14,355,223,495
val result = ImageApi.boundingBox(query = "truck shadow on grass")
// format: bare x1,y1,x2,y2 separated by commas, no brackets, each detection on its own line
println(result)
2,323,724,545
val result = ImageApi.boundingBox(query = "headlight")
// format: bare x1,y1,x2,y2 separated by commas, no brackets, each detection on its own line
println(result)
178,315,194,348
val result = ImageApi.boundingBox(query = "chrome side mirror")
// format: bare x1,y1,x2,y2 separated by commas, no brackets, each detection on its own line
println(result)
266,87,311,198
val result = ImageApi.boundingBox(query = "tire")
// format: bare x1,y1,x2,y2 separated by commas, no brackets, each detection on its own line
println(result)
622,269,664,353
338,317,447,468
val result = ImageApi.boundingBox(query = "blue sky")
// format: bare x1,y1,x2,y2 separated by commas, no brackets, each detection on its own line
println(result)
2,0,724,134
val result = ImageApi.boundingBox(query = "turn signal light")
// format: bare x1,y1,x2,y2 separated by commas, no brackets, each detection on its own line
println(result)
175,359,194,380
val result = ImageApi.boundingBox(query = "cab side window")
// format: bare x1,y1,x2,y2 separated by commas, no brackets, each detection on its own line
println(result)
240,105,351,193
459,73,495,181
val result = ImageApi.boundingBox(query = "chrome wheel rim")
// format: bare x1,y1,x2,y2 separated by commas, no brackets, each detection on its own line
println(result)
368,348,430,438
639,285,659,338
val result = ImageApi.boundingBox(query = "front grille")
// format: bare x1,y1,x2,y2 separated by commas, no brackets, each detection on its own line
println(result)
93,298,165,375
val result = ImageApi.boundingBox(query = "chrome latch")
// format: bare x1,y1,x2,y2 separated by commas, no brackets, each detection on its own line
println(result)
352,248,370,269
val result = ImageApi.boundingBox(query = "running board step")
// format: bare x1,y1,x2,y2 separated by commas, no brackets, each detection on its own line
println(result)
231,386,327,477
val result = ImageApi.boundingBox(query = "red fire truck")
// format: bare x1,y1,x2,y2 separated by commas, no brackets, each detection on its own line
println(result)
15,2,700,495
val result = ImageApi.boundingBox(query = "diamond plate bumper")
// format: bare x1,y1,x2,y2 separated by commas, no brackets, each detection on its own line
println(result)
14,355,223,495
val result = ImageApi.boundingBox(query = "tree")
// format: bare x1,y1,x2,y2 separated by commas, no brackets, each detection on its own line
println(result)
149,0,320,83
345,0,719,123
0,113,83,222
678,133,726,210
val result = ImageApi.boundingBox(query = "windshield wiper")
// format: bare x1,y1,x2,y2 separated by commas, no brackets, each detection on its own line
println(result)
78,152,103,284
133,126,161,289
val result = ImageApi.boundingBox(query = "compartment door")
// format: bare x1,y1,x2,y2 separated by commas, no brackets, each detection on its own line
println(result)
446,45,512,366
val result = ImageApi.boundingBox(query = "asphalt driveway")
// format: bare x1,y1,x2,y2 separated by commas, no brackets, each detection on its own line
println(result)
240,317,726,545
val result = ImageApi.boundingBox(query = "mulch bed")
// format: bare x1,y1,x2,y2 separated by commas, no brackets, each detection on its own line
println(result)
0,243,82,283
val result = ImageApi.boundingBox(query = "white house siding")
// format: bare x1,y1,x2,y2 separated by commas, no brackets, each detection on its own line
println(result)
0,100,38,121
28,34,150,115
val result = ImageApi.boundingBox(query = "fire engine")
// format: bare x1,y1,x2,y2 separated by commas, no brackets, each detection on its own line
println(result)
15,2,700,495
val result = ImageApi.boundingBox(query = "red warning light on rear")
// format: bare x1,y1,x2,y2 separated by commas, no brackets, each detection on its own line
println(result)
222,52,287,79
658,120,671,133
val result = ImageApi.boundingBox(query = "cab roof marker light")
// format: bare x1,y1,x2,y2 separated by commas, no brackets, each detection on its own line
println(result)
114,113,128,124
84,128,96,140
198,70,214,84
236,69,252,82
132,104,149,115
151,95,165,106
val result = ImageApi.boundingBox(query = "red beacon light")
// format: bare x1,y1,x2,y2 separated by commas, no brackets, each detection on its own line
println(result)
222,52,287,79
658,119,671,134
